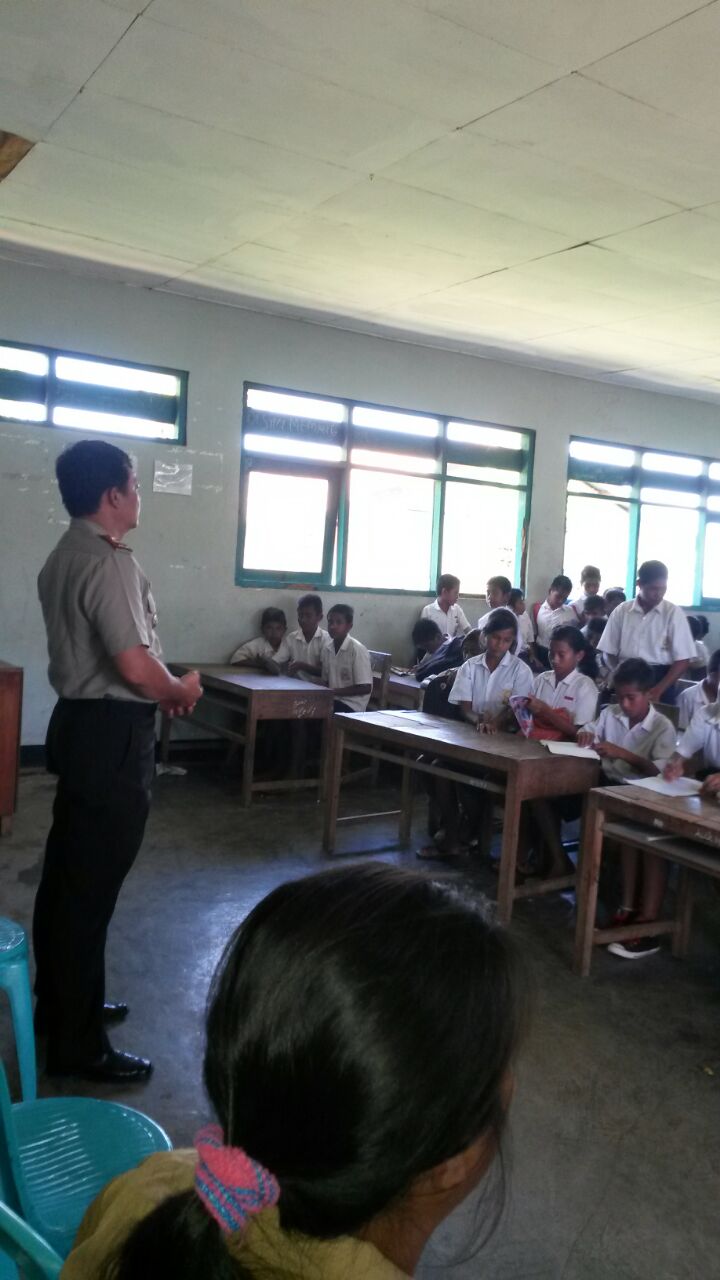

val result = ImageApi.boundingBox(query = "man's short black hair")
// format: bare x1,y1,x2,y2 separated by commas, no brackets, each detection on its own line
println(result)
583,595,606,614
550,574,572,595
297,593,323,614
604,587,626,605
614,658,654,691
261,607,286,628
487,575,512,595
56,439,133,518
437,573,460,594
508,588,524,606
687,614,702,640
412,618,443,646
328,603,354,624
637,559,668,585
709,648,720,674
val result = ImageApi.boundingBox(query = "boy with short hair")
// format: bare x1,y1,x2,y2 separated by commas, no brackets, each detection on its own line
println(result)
533,575,576,664
286,593,328,681
421,573,471,638
320,604,373,712
598,560,695,704
577,594,606,627
577,658,677,959
410,618,464,681
509,587,535,656
603,587,626,615
677,648,720,729
230,607,289,673
477,575,512,628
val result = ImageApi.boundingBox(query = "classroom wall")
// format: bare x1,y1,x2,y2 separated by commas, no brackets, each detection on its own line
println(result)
2,257,720,744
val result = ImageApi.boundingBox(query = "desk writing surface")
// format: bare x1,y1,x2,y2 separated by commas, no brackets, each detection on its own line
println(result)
389,674,422,691
592,783,720,844
170,663,333,696
335,711,580,763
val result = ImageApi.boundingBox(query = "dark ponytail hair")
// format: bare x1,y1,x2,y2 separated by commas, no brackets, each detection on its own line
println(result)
106,865,525,1278
550,624,598,680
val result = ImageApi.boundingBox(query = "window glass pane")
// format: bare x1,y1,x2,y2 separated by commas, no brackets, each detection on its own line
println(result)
345,469,434,589
243,472,328,573
641,451,702,477
244,432,343,462
569,440,635,468
0,398,46,422
447,421,523,451
709,462,720,482
446,462,522,485
0,345,48,375
703,524,720,597
51,405,177,439
639,487,700,508
55,356,177,396
637,504,699,605
442,483,520,595
707,494,720,513
567,478,633,498
564,495,630,593
350,448,437,475
247,387,344,422
351,405,439,438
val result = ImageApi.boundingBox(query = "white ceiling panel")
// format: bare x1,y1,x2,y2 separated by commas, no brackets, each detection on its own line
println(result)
145,0,558,126
0,216,191,285
408,0,704,71
89,18,446,171
47,93,361,210
586,5,720,130
522,326,712,373
384,292,576,342
428,270,663,327
0,144,292,261
602,301,720,352
468,75,720,208
513,246,720,308
380,131,678,239
596,212,720,283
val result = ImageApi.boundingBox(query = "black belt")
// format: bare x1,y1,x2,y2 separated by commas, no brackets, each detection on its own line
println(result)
57,697,157,718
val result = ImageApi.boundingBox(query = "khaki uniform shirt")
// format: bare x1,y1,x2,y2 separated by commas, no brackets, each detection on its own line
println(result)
38,519,162,703
61,1150,410,1279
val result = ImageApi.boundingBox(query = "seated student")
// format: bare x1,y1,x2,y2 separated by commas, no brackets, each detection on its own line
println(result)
509,587,535,658
420,630,482,838
572,564,602,619
286,593,328,681
410,618,464,681
230,607,290,673
320,604,373,712
603,587,626,615
577,659,677,960
477,575,512,628
62,864,523,1280
575,594,606,627
421,573,471,638
686,614,709,678
677,648,720,729
582,616,612,688
533,575,576,667
598,560,695,705
665,694,720,785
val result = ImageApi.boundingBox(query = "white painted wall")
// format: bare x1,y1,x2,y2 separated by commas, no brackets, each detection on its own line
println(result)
1,258,719,743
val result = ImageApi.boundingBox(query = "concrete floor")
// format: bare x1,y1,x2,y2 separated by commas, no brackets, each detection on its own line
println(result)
2,762,720,1279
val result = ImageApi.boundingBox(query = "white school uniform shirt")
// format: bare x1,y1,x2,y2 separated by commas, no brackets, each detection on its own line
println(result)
535,600,578,648
583,703,676,784
676,702,720,769
689,639,710,670
421,599,471,638
321,634,373,712
597,597,695,668
448,650,533,715
677,679,714,730
229,635,290,667
515,609,535,654
533,668,598,727
285,626,328,679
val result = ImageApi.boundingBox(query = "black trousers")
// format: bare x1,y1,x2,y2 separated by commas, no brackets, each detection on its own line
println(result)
33,698,156,1067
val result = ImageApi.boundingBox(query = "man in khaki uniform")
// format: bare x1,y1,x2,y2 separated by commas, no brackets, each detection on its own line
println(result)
35,439,202,1082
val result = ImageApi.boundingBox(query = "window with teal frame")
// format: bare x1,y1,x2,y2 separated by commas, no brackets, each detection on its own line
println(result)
563,436,720,607
236,384,534,594
0,340,187,443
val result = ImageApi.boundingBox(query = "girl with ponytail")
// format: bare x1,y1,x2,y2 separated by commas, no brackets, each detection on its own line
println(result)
63,863,526,1279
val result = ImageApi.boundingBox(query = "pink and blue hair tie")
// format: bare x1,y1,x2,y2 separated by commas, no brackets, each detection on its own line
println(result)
194,1123,280,1234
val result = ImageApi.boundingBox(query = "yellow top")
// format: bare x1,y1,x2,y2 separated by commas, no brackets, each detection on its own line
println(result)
61,1150,411,1280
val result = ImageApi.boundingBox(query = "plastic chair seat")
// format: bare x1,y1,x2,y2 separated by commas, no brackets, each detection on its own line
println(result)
11,1097,171,1257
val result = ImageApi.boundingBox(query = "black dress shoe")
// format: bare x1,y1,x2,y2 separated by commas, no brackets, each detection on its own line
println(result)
46,1049,153,1083
35,1001,129,1036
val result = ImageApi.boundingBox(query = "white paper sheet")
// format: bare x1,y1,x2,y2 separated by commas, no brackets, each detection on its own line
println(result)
626,775,702,798
541,740,600,760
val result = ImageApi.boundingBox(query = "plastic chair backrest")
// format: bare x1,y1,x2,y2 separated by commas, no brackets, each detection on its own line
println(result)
0,1064,24,1217
0,1201,62,1280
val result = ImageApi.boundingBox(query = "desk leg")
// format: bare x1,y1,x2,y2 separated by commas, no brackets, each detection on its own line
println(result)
399,752,413,844
0,816,12,837
496,775,522,927
160,711,171,764
573,794,603,977
322,722,345,854
672,868,694,959
241,704,258,808
317,717,330,803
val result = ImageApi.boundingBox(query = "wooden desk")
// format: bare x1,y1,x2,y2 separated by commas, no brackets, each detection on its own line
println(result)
0,661,22,837
372,673,424,709
323,710,600,925
162,665,335,807
574,785,720,976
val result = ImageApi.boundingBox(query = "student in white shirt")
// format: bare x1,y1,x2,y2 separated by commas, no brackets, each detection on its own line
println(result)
577,659,677,961
286,593,328,682
421,574,471,638
665,695,720,783
230,608,290,672
574,594,606,629
603,587,626,615
571,564,602,620
320,604,373,713
533,575,576,665
598,560,694,705
508,588,535,658
677,648,720,729
477,575,512,630
686,614,709,676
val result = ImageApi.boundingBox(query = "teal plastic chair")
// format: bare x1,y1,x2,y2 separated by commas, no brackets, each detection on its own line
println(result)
0,921,36,1102
0,1060,171,1258
0,1201,62,1280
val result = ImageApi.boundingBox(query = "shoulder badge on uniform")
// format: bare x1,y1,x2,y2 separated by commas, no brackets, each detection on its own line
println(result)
99,535,132,552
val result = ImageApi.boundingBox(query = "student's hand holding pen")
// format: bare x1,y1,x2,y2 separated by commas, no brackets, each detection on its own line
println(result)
700,772,720,796
576,730,595,749
663,757,684,782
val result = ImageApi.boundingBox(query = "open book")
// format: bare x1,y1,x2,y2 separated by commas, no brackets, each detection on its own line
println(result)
540,740,600,760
